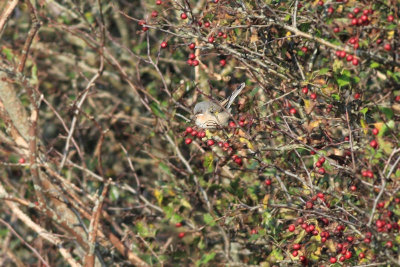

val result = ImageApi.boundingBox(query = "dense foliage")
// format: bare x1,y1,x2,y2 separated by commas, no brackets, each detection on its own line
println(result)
0,0,399,266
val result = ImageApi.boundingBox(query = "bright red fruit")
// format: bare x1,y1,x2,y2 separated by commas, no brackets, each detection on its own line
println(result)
220,59,226,66
208,36,215,43
384,44,392,51
188,43,195,50
185,138,192,144
330,257,337,263
288,224,295,232
293,243,301,250
372,128,379,135
265,179,271,185
302,87,308,94
160,41,168,48
310,93,317,100
151,11,158,17
370,139,378,148
178,232,185,238
289,108,297,114
207,139,215,146
180,13,188,20
387,15,394,22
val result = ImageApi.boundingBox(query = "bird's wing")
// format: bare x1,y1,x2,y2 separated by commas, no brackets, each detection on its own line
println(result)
225,82,245,109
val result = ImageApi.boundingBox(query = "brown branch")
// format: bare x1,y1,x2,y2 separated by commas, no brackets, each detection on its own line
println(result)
0,0,19,34
84,178,111,267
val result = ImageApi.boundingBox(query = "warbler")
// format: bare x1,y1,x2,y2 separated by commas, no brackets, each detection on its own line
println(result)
193,83,245,128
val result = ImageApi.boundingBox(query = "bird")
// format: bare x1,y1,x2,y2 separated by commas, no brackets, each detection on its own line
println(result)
193,83,245,128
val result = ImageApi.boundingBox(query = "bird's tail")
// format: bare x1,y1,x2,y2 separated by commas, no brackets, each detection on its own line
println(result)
226,83,245,109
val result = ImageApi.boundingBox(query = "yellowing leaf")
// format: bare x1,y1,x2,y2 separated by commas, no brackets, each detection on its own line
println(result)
387,30,395,40
239,137,254,150
360,119,368,134
262,194,270,208
153,189,163,205
180,198,192,209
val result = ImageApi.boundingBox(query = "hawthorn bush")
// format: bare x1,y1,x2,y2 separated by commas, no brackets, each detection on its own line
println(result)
0,0,399,266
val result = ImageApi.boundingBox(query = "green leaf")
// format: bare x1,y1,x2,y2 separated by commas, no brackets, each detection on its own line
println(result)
319,68,330,75
331,94,340,101
150,102,166,119
337,74,351,87
203,152,214,173
197,252,216,266
284,14,291,21
360,107,368,116
370,62,380,68
203,213,216,226
267,249,284,262
109,186,120,201
379,107,394,119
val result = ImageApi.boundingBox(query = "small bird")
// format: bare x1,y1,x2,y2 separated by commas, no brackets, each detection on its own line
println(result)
193,83,245,128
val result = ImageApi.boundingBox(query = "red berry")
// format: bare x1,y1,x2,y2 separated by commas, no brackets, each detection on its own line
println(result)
359,252,365,259
370,139,378,149
310,93,317,100
348,13,354,19
330,257,337,263
186,127,193,133
250,229,257,234
301,46,308,53
18,158,26,164
352,58,359,66
218,31,223,37
207,139,215,146
222,33,228,39
318,168,325,174
315,161,322,168
160,41,168,48
191,130,198,136
377,39,383,44
188,43,195,50
178,232,185,238
339,51,346,58
372,128,379,135
328,7,334,14
350,185,356,191
185,138,192,144
234,157,242,165
151,11,158,18
339,256,345,262
292,250,298,257
317,0,324,6
345,251,352,259
188,53,196,60
265,179,272,186
384,44,392,51
351,18,358,25
180,13,188,20
299,256,306,262
293,243,301,250
353,7,360,14
396,95,400,102
354,93,361,99
334,27,340,33
288,224,295,232
302,87,308,94
229,121,236,127
387,15,394,22
306,201,313,209
204,21,210,27
354,43,359,49
318,157,325,164
289,108,297,115
156,0,162,4
361,15,368,22
220,59,226,66
175,222,183,227
208,36,215,43
346,55,353,61
192,60,199,66
197,131,206,138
